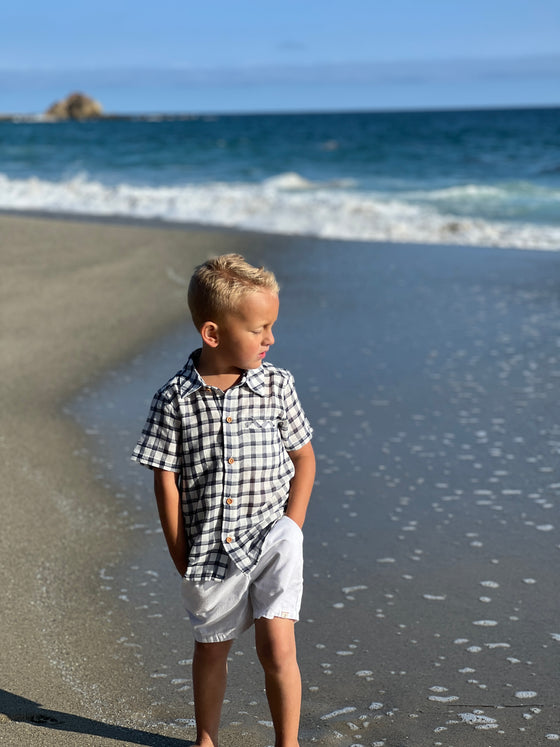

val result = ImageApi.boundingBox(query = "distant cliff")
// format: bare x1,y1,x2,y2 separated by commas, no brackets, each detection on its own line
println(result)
45,92,104,120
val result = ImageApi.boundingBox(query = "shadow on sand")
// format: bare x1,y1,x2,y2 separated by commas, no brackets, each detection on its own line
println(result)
0,689,194,745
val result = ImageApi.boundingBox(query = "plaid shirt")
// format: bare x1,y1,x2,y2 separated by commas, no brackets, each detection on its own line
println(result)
132,350,312,581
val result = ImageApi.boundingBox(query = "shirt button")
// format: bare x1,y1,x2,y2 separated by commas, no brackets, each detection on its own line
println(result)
226,536,233,543
226,498,233,505
228,457,235,464
226,416,233,423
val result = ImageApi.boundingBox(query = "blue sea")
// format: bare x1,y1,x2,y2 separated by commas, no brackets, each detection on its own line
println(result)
1,107,559,249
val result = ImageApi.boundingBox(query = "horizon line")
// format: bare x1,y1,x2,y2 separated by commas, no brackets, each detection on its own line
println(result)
1,102,559,121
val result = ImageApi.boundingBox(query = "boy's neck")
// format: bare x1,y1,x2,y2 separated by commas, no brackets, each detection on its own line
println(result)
196,347,243,392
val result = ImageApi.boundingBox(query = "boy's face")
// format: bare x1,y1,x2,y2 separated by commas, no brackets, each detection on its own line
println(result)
218,290,279,370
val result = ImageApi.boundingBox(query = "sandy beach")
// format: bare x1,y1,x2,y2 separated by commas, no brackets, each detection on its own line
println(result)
1,212,559,746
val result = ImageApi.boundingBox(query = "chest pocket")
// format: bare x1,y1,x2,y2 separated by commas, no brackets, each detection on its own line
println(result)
241,418,286,468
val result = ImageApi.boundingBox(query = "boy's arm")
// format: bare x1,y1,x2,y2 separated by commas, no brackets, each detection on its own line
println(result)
153,468,188,576
285,441,316,529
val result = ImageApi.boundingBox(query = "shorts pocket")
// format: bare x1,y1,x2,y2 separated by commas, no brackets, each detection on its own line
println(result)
282,515,303,533
276,515,304,544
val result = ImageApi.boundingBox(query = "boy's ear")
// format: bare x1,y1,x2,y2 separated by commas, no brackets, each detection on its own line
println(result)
200,320,220,348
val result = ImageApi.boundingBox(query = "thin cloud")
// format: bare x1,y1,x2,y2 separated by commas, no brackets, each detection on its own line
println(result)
2,55,558,89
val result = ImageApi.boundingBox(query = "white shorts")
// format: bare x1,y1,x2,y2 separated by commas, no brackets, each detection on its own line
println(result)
181,515,304,643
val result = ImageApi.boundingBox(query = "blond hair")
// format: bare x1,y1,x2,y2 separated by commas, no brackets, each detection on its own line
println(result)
188,253,279,330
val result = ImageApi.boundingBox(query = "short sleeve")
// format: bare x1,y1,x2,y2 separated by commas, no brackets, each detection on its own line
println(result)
279,373,313,452
131,391,182,472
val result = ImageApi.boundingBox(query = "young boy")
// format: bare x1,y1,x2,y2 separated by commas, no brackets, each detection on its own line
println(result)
132,253,315,747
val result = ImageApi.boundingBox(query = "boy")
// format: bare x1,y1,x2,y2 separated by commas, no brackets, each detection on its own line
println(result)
132,254,315,747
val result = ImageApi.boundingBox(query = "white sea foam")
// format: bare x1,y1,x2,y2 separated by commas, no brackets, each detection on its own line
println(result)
1,171,559,250
342,585,368,594
320,706,357,720
459,712,498,727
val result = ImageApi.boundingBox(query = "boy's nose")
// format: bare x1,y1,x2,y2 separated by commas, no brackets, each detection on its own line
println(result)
265,330,275,346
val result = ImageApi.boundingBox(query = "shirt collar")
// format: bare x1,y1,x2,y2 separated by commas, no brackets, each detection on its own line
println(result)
178,349,266,397
243,364,266,396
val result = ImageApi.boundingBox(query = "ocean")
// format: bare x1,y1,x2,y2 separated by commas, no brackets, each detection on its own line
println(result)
1,107,559,249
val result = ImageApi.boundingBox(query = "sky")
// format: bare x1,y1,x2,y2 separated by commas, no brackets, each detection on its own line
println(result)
1,0,559,114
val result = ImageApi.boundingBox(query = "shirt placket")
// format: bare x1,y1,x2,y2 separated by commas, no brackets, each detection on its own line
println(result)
222,386,240,555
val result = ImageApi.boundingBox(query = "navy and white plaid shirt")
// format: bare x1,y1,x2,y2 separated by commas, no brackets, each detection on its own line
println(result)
132,349,313,581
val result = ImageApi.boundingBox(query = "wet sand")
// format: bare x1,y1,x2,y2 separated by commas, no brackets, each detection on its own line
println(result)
1,212,559,746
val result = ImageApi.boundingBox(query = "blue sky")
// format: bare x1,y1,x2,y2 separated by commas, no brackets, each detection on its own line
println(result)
1,0,559,114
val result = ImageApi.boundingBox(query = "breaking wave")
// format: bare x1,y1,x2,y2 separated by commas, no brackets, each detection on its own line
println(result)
1,171,559,250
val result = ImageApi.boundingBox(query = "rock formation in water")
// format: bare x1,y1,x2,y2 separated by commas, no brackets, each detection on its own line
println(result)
45,92,104,120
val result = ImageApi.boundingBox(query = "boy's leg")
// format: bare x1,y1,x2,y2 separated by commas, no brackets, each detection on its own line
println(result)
192,639,233,747
254,616,301,747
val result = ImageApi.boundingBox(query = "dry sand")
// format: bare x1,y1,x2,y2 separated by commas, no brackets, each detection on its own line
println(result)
1,213,559,746
0,213,258,746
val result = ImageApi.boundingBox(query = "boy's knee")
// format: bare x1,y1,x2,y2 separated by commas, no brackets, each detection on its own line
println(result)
258,642,297,675
255,619,297,672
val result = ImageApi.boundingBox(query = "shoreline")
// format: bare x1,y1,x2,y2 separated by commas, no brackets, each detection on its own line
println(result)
2,212,559,745
1,201,559,255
